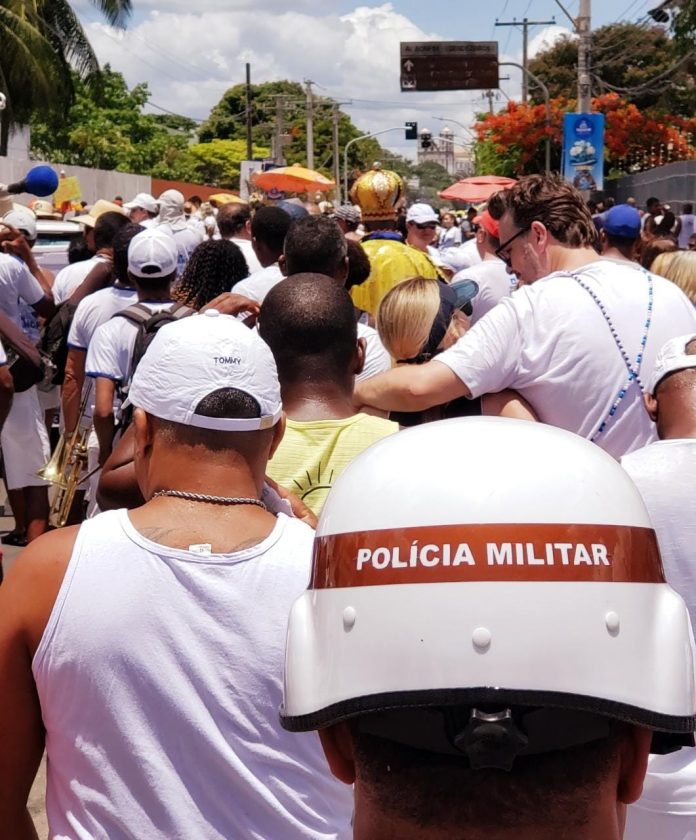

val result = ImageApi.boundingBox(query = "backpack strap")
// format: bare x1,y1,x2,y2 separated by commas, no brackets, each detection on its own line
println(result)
113,302,156,327
113,302,195,327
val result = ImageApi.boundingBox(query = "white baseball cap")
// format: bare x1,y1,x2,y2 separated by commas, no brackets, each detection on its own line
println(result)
127,310,283,432
406,203,439,224
124,192,158,215
128,227,178,279
648,333,696,394
2,205,37,240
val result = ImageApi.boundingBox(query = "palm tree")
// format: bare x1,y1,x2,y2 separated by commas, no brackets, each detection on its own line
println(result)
0,1,132,155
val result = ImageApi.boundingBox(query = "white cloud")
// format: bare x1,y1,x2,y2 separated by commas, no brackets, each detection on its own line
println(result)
528,24,575,58
82,4,509,160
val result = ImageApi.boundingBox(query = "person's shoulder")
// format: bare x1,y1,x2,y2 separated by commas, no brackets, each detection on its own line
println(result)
354,412,399,435
274,512,315,550
0,253,29,280
0,526,80,646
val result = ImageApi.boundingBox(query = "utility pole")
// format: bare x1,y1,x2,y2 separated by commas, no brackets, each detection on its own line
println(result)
576,0,592,113
331,104,341,203
304,79,315,169
485,90,496,114
272,96,286,166
495,17,555,102
244,63,253,161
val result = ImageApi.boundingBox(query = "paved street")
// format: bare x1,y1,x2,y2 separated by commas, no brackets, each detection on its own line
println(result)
2,515,49,839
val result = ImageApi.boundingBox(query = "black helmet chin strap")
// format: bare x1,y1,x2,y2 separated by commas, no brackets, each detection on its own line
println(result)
453,709,528,771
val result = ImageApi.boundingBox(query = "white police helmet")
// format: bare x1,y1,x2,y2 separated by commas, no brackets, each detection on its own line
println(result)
281,418,696,766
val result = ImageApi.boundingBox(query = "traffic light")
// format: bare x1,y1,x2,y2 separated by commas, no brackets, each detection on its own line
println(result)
419,128,432,149
405,121,418,140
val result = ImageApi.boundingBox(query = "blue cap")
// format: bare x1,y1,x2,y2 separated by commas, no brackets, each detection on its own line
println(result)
603,204,641,239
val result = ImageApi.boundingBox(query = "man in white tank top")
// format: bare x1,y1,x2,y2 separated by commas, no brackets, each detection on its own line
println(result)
0,313,353,838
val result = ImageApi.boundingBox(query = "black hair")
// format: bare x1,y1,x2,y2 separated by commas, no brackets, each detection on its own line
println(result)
127,270,177,294
284,216,347,278
93,211,131,250
217,203,251,238
251,206,292,257
345,240,371,290
647,197,660,209
259,273,357,386
68,235,94,264
684,203,694,214
174,239,249,310
195,387,260,418
350,723,625,834
606,232,638,249
155,387,272,454
112,224,145,284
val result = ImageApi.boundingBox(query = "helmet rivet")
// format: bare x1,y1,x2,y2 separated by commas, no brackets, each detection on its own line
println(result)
343,606,357,631
472,627,492,650
605,611,620,635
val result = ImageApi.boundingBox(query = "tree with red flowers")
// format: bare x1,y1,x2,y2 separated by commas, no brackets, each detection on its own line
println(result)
474,93,696,177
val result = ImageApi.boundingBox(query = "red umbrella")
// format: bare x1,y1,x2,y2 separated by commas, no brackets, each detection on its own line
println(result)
439,176,517,204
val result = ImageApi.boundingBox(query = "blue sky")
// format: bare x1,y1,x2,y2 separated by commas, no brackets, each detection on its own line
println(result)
74,0,661,157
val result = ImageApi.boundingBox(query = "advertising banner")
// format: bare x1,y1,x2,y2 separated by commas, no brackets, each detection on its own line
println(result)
562,113,605,192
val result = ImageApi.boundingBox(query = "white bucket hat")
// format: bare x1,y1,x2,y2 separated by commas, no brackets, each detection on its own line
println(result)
127,310,282,432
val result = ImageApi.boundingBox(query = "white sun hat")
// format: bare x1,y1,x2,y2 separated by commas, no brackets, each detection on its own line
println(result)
127,310,282,432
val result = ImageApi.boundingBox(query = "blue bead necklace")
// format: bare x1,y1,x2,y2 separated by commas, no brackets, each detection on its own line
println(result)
569,265,654,441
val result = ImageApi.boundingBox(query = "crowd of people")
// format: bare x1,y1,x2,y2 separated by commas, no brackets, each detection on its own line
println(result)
0,167,695,839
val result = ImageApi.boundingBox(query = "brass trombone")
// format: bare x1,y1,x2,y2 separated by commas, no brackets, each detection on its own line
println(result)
37,383,99,527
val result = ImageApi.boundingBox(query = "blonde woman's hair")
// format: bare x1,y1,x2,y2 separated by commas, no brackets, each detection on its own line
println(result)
651,250,696,303
377,276,442,362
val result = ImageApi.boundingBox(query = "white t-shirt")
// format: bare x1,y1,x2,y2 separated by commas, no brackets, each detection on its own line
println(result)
439,226,462,250
442,238,482,273
678,214,696,249
453,258,516,325
357,321,391,381
0,338,6,365
85,301,175,384
622,440,696,824
0,253,45,329
228,236,262,275
52,255,111,305
436,259,696,459
157,223,204,277
233,263,284,303
33,509,353,839
67,285,139,352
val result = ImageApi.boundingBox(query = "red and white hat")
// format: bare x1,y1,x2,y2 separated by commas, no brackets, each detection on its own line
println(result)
281,417,696,758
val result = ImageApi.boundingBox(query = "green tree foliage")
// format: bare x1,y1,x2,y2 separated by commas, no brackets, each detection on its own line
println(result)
671,1,696,55
198,80,385,176
528,22,696,117
0,0,131,154
30,66,188,173
157,139,270,188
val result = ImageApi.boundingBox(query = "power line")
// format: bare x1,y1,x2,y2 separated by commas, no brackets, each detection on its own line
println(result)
596,48,696,92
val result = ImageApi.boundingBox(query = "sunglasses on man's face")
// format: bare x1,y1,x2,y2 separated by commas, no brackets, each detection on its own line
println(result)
415,222,438,230
495,225,531,266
